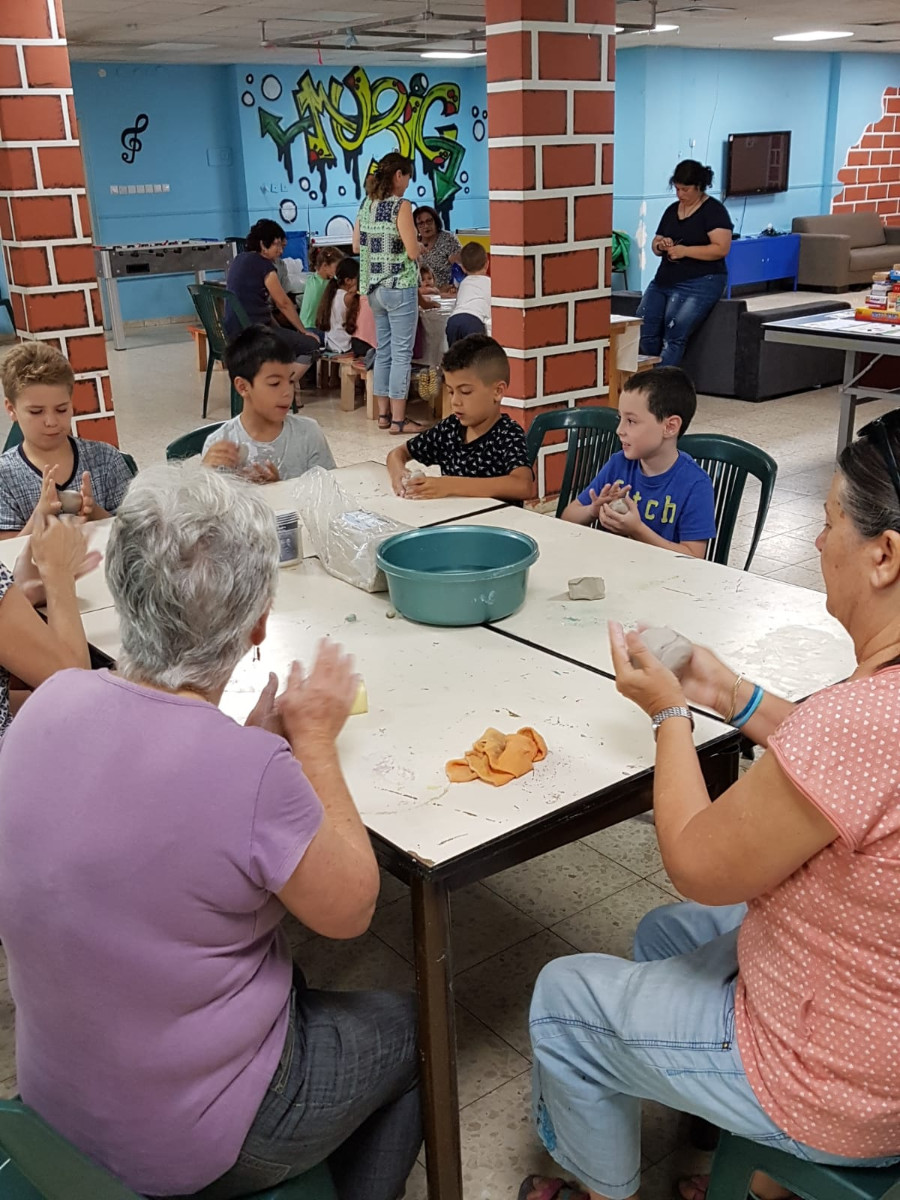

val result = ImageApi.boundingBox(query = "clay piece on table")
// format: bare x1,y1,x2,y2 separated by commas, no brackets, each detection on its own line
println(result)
568,576,606,601
610,498,630,515
58,490,82,515
639,626,693,678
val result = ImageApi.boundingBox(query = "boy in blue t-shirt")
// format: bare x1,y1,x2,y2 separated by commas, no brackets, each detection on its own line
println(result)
562,367,716,558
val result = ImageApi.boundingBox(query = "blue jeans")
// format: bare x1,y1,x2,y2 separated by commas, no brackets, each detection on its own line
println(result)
176,976,421,1200
636,274,727,368
369,285,418,401
530,902,896,1199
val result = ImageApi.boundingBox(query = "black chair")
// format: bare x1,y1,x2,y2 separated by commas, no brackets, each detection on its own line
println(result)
166,423,225,461
678,433,777,570
526,407,621,518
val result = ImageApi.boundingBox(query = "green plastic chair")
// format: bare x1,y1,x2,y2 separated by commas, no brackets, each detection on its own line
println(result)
526,406,621,518
3,422,137,477
166,422,225,461
187,282,249,419
677,433,777,570
707,1130,900,1200
0,1099,337,1199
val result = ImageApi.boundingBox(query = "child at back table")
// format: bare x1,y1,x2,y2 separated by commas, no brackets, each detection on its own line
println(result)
446,242,491,346
202,325,335,483
0,342,134,537
562,366,715,558
299,245,343,336
386,334,534,503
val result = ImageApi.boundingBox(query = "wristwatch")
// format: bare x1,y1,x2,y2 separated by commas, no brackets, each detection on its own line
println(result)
651,707,695,741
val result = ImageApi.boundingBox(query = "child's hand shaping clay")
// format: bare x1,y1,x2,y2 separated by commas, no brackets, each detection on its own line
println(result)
582,482,631,522
597,493,642,536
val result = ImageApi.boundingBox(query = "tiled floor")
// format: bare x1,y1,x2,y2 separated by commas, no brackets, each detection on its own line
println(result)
0,304,890,1197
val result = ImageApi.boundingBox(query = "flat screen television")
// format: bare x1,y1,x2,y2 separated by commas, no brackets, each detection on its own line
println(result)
725,131,791,197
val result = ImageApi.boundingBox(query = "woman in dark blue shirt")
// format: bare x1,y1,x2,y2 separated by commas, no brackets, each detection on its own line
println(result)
637,160,733,368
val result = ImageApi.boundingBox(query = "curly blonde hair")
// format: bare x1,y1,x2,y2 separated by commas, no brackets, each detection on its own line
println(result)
1,341,74,404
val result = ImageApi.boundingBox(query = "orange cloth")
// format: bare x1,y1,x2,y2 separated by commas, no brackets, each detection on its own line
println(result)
446,727,547,787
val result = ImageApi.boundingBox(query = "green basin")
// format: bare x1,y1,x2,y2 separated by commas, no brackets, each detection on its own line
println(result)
376,525,540,626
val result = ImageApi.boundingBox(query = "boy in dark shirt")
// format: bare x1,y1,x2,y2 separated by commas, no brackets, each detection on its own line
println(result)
387,335,534,502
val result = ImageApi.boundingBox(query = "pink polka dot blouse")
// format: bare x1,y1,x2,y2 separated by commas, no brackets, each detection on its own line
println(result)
734,668,900,1158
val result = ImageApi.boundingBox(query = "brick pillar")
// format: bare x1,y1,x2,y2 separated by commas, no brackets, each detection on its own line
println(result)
486,0,615,499
0,0,118,444
833,88,900,227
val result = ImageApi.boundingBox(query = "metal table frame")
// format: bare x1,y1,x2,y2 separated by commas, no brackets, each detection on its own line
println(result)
764,312,900,458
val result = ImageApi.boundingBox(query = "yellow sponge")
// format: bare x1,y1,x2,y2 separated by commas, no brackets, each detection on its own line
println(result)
350,680,368,716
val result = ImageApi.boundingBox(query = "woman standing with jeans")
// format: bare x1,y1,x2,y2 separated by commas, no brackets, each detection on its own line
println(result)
637,160,733,368
354,153,423,434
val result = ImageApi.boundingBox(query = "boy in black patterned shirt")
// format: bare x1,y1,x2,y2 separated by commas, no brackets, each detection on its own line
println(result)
387,335,535,502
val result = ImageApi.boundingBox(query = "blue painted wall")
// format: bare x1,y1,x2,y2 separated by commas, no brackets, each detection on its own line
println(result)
613,47,900,290
70,63,248,321
232,63,488,242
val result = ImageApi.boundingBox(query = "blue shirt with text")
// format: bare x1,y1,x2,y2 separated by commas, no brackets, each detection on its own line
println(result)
577,450,716,544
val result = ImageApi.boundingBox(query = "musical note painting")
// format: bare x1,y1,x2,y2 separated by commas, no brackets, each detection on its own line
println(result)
121,113,149,164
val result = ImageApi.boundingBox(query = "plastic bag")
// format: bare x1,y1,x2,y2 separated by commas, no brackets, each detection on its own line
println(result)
294,467,411,593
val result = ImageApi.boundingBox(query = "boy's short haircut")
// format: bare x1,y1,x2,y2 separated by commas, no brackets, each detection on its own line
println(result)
623,366,697,435
1,341,75,404
460,241,488,273
223,325,295,384
441,334,509,386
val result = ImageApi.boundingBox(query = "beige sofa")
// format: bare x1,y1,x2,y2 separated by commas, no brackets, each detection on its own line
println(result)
791,213,900,290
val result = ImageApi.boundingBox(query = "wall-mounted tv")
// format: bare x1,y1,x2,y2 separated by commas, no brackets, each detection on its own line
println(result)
725,131,791,198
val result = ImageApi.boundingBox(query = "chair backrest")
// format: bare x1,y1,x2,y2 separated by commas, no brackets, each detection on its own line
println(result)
678,433,778,570
526,406,621,518
166,422,225,461
187,283,250,358
0,1100,140,1199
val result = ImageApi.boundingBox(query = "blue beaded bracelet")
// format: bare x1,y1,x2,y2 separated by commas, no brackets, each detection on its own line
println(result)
732,683,764,728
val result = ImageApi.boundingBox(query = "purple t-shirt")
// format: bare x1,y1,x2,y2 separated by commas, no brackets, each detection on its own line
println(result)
0,669,323,1196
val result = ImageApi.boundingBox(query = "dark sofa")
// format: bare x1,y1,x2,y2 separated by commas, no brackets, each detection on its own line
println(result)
612,292,851,401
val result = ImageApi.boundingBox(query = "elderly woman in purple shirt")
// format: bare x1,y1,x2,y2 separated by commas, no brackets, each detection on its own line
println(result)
0,463,421,1200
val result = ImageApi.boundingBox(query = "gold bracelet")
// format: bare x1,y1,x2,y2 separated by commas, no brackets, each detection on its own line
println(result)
725,673,744,724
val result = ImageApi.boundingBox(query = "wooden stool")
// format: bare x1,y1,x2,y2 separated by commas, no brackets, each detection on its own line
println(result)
187,325,208,372
317,357,341,389
339,360,370,412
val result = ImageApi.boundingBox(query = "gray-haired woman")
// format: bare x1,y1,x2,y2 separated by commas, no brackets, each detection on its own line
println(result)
0,463,421,1200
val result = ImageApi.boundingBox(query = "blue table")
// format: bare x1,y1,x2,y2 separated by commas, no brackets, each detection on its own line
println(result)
725,233,800,298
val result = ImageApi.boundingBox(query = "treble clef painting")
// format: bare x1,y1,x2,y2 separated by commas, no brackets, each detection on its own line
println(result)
120,113,149,164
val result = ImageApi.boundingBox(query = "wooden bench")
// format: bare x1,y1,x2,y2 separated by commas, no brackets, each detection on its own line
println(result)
187,324,208,372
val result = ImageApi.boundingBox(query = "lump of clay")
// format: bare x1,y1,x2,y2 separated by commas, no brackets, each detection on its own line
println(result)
568,576,605,601
638,626,693,678
58,490,82,515
610,498,629,514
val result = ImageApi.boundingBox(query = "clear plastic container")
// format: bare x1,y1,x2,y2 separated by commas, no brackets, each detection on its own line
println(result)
275,509,302,567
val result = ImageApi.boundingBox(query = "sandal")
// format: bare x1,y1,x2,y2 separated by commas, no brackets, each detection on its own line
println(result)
377,415,391,429
389,418,426,436
517,1177,588,1200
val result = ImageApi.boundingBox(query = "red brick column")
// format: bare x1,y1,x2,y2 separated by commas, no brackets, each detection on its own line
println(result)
0,0,118,444
487,0,615,498
833,88,900,227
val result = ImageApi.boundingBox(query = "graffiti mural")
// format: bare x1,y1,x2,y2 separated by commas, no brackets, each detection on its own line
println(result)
254,66,467,223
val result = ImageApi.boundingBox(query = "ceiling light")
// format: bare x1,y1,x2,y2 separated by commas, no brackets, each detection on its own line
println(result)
651,23,680,32
614,25,625,31
772,30,854,41
420,49,485,58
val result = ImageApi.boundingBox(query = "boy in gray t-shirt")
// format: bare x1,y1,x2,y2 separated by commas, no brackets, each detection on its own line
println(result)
202,326,335,483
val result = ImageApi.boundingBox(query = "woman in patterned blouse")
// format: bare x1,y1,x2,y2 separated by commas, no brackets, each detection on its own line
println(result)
522,411,900,1200
413,207,462,293
353,154,424,436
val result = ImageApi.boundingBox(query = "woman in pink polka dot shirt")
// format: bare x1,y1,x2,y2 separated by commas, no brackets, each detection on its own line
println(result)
523,412,900,1200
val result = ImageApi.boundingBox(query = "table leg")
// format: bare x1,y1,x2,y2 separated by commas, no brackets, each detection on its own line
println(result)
836,350,858,460
411,876,462,1200
107,277,126,351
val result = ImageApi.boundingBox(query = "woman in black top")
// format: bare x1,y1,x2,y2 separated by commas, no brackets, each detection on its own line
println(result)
637,160,733,367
